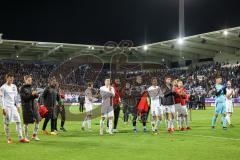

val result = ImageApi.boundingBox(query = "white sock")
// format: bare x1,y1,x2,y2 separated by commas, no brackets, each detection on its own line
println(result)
226,114,229,124
16,122,23,140
171,119,174,129
226,114,231,125
82,116,87,128
167,120,171,129
4,123,10,139
100,119,104,134
33,123,39,135
178,117,182,128
155,119,161,130
24,124,29,139
87,119,91,129
176,115,179,128
109,119,113,134
181,116,184,128
185,115,189,127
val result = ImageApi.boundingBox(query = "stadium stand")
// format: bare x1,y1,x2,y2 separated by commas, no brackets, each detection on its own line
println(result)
0,60,239,98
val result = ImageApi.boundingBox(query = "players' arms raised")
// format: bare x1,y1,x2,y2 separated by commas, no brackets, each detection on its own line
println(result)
100,86,115,98
215,85,227,96
20,87,38,101
148,87,164,98
226,89,235,99
162,85,175,97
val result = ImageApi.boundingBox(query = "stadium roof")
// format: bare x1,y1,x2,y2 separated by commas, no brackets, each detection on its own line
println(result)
0,26,240,63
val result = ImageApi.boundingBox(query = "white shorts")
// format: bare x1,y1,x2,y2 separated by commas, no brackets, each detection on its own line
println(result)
164,105,175,114
85,103,93,112
175,103,182,114
151,106,163,116
101,106,114,118
226,100,233,113
3,106,21,124
179,106,188,115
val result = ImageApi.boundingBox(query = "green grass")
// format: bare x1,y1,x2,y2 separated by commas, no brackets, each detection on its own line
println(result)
0,107,240,160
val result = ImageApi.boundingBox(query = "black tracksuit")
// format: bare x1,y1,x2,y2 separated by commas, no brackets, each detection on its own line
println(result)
20,84,40,124
42,85,60,132
161,84,175,106
131,83,147,126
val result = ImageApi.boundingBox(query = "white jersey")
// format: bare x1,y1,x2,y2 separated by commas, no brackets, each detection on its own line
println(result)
0,83,19,109
226,88,234,113
84,87,98,112
148,86,161,108
0,83,21,123
85,88,93,104
100,86,115,117
148,86,163,116
100,86,115,107
226,88,234,100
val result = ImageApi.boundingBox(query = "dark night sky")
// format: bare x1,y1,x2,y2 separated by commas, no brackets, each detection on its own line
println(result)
1,0,240,46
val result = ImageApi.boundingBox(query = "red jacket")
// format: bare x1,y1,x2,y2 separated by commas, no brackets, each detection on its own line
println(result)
137,91,149,115
112,83,121,106
175,87,189,106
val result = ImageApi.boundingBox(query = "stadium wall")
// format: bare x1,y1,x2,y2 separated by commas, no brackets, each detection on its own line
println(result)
214,52,240,63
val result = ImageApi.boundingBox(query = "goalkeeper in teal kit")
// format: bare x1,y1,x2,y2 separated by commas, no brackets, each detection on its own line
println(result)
211,75,227,129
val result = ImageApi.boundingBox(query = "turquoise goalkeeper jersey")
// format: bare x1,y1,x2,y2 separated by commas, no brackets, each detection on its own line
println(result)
215,84,226,103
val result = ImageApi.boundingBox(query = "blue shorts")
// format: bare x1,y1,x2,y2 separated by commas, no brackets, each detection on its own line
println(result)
215,102,226,115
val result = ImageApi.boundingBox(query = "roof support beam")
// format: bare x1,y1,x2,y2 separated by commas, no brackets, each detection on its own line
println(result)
201,36,240,49
184,40,236,54
138,50,172,62
158,42,217,57
16,43,35,57
63,47,99,61
38,44,63,60
150,46,198,59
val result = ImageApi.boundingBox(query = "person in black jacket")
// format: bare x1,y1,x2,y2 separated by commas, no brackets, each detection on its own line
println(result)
121,82,135,124
20,75,41,141
131,76,147,133
188,93,196,109
200,93,206,110
42,77,60,135
78,91,85,112
55,88,67,132
161,76,176,133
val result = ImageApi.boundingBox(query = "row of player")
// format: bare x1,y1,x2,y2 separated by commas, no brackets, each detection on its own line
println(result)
0,73,235,143
82,75,235,135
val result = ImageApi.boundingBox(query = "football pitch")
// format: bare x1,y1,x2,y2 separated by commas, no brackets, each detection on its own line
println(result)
0,107,240,160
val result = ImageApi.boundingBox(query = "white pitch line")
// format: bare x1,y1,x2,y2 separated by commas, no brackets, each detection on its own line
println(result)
174,133,240,141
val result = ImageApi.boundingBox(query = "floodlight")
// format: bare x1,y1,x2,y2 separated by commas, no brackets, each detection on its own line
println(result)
223,30,228,36
177,37,184,45
143,45,148,51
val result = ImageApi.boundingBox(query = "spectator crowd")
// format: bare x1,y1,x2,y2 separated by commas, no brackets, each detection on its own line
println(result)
0,60,239,98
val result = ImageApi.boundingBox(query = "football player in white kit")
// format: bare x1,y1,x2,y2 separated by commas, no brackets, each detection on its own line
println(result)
148,77,163,134
99,79,115,135
0,73,29,144
225,80,235,127
81,82,97,131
